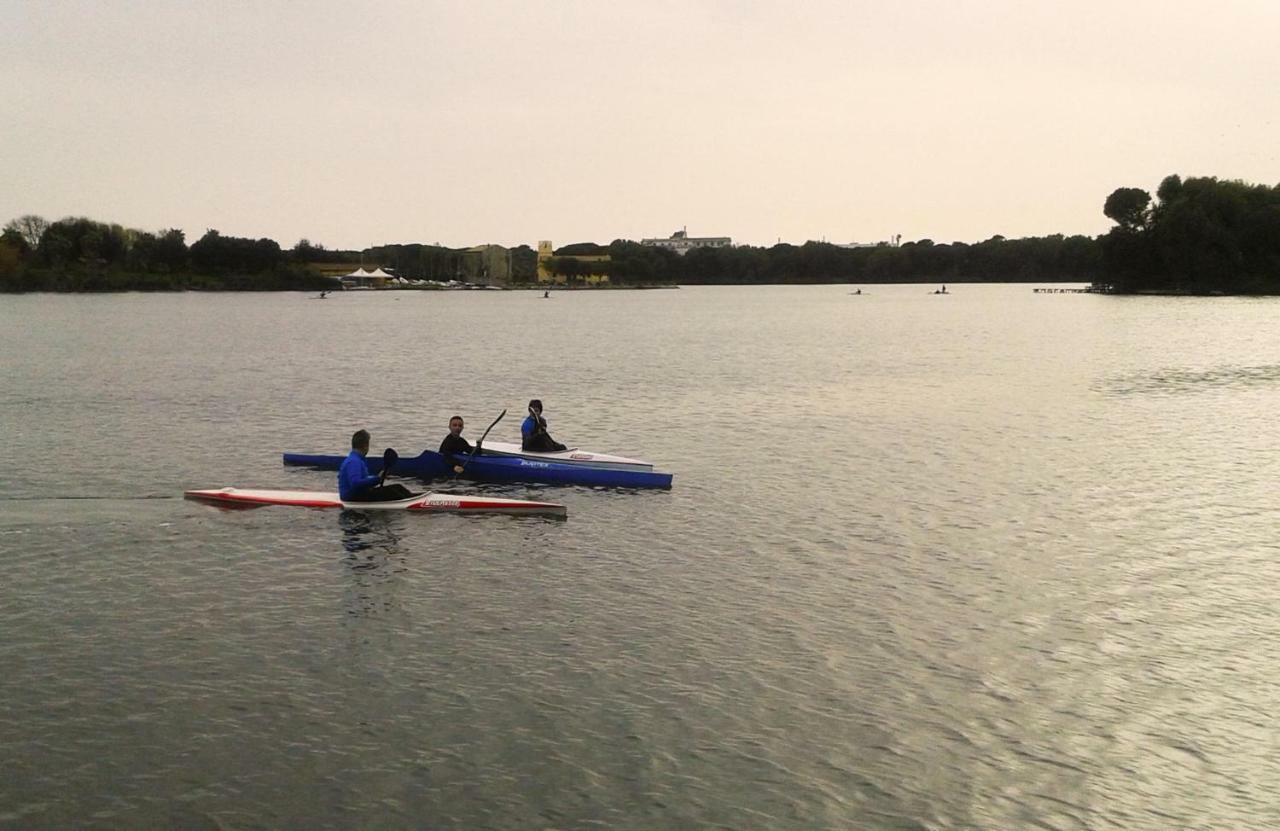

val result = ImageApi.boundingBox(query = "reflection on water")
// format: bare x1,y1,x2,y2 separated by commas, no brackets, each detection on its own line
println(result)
1099,363,1280,396
339,510,408,618
339,508,402,555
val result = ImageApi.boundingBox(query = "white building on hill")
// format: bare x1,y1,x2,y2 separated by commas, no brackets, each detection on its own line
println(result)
641,228,731,255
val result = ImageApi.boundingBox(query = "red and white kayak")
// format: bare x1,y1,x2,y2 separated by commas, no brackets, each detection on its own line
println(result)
184,488,567,517
478,441,654,471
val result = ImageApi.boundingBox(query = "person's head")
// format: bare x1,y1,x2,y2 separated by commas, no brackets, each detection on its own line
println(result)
528,399,543,415
351,429,370,454
448,415,464,436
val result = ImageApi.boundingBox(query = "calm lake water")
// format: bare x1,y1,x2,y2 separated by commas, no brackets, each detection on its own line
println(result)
3,284,1279,829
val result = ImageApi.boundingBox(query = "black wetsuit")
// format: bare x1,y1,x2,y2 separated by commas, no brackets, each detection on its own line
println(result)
439,433,475,457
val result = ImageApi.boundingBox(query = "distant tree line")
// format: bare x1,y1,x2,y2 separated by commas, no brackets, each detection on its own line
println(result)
545,235,1102,285
7,176,1275,293
0,216,341,292
1101,175,1280,293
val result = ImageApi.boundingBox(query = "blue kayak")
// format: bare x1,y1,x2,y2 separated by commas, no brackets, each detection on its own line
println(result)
282,449,674,489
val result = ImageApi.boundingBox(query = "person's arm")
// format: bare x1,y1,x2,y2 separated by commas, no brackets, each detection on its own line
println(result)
356,458,381,489
538,416,565,451
340,458,381,496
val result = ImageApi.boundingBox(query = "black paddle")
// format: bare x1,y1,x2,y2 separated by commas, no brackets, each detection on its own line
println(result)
454,409,506,477
379,447,398,485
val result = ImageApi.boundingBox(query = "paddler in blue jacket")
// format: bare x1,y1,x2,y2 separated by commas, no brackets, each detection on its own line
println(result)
521,399,568,452
339,429,412,502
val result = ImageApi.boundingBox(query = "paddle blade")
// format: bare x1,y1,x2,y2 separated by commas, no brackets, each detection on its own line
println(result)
380,447,398,482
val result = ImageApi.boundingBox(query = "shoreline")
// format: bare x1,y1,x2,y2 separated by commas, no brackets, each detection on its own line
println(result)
10,280,1276,296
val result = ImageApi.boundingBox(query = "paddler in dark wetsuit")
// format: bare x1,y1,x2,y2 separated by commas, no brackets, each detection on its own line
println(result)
521,399,567,452
339,429,413,502
438,415,475,473
439,416,474,455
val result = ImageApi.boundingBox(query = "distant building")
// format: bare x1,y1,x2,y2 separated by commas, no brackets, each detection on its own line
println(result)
465,244,511,284
641,228,731,255
536,240,610,284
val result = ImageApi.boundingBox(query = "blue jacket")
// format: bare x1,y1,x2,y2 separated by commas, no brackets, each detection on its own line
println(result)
521,414,539,439
338,450,380,501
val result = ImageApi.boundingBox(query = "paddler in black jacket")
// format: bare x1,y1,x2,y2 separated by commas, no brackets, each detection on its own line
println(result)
439,415,476,472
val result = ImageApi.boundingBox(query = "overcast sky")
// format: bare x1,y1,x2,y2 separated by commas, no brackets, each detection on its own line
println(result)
3,0,1278,250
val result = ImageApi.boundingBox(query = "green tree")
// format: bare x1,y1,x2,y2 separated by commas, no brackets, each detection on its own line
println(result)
4,214,49,249
0,239,21,279
555,242,607,256
1156,174,1183,203
1,226,29,257
154,229,188,272
191,230,282,273
1103,188,1152,232
1101,175,1280,293
292,238,326,262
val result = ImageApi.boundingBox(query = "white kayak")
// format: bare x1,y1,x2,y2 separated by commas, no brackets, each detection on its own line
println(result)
185,488,567,517
478,441,654,471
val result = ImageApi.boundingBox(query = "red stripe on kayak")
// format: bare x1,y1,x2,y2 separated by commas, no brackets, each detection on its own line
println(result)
186,492,339,508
